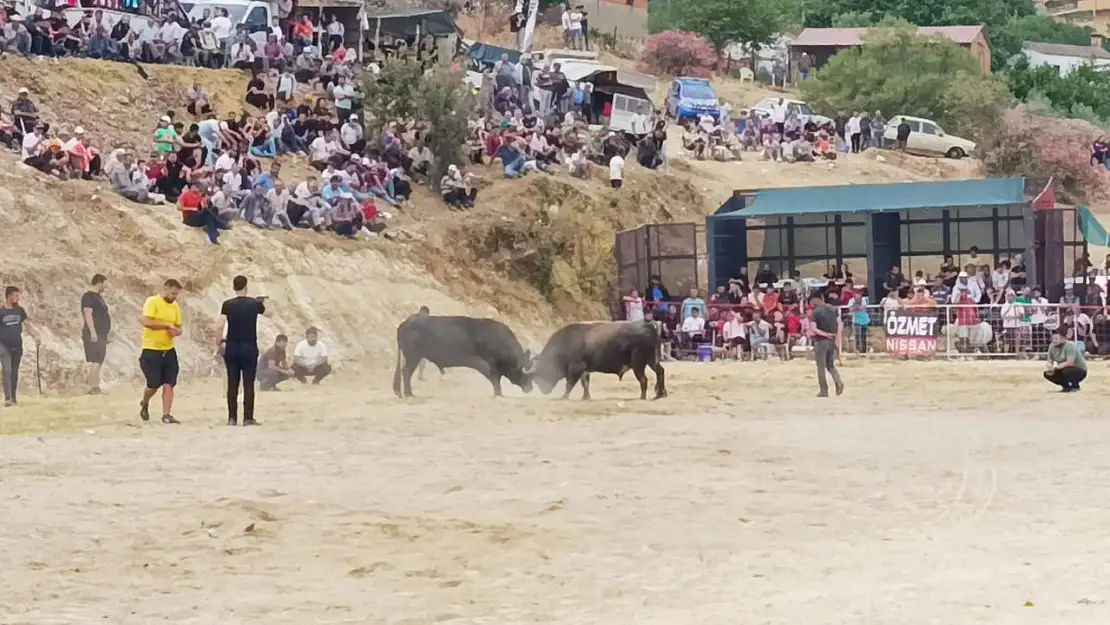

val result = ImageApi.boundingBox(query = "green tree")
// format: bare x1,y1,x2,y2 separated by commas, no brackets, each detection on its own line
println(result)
362,57,474,190
649,0,787,53
1007,60,1110,122
804,0,1035,29
800,28,1012,138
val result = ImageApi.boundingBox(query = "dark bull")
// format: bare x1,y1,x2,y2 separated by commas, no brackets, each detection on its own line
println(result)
523,321,667,400
393,315,534,398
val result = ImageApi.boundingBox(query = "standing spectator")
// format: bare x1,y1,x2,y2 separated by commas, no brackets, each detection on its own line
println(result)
609,149,625,189
0,286,41,407
999,290,1025,353
325,14,344,52
870,110,886,148
292,327,332,384
81,274,111,395
847,289,870,354
846,112,861,153
797,52,812,81
11,88,38,135
681,287,705,320
624,289,645,321
896,118,911,151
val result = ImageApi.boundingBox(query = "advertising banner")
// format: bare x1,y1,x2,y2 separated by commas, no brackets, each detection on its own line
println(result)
885,309,940,357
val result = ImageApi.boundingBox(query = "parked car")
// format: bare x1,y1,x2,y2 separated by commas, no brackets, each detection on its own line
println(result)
749,98,832,127
664,77,721,123
883,115,976,159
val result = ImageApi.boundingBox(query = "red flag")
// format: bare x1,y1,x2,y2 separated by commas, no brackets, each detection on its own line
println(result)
1032,177,1056,211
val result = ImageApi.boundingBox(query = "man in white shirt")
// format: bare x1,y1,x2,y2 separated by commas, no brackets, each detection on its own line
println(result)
20,124,44,163
950,271,982,304
609,151,625,189
722,311,747,360
340,114,364,152
209,9,233,64
292,327,332,384
681,307,706,348
332,75,358,119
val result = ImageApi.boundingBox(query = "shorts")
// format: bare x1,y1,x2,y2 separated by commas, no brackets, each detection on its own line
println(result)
83,338,107,364
139,348,180,389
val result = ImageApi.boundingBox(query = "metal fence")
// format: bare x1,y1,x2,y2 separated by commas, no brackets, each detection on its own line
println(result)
615,223,705,300
634,301,1107,361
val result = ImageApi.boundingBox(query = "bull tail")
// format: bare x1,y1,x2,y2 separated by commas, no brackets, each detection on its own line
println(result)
392,343,405,398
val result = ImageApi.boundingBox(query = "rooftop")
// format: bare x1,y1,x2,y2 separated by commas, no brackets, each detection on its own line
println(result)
1023,41,1110,60
791,26,985,47
715,178,1025,218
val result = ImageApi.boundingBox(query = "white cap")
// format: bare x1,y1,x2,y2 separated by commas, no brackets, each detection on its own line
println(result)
958,271,969,278
74,126,85,134
160,115,171,123
18,87,28,94
349,114,358,121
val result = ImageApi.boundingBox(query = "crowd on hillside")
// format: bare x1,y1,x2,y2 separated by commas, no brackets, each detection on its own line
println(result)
623,249,1110,360
681,103,904,163
472,51,668,190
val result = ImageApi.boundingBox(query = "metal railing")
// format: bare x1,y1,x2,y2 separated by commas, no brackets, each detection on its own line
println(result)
630,300,1108,361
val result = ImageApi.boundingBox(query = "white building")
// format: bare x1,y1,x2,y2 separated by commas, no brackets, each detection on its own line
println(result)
1021,38,1110,75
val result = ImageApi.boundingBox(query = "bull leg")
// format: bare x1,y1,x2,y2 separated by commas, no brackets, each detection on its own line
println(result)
650,361,667,399
633,364,649,400
580,372,591,401
402,358,419,398
464,358,502,398
560,372,581,399
489,375,504,397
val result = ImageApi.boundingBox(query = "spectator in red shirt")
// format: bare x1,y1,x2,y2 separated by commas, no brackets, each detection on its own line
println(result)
178,182,221,245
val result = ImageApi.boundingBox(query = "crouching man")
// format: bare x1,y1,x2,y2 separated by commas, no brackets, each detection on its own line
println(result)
258,333,295,391
1044,328,1087,392
292,326,332,384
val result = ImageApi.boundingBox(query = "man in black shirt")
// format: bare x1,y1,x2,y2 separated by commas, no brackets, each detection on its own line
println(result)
809,294,844,398
1009,252,1027,290
81,274,112,395
219,275,266,426
1,286,41,407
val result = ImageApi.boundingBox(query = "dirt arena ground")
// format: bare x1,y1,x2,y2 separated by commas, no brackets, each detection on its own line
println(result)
1,360,1107,624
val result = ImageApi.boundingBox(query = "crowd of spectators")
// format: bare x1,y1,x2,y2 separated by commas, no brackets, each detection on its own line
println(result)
472,51,667,190
620,249,1110,360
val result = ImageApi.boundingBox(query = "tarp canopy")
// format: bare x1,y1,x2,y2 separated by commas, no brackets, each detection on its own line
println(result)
467,42,521,66
364,8,457,38
716,178,1026,218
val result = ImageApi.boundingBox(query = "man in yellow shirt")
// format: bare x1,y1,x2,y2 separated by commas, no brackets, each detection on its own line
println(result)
139,279,184,424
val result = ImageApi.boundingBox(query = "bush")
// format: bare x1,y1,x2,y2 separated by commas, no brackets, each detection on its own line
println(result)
800,28,1011,140
979,107,1107,204
362,58,473,190
640,30,716,78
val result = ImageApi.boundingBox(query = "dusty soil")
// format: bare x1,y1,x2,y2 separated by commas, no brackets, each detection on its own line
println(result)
2,361,1107,624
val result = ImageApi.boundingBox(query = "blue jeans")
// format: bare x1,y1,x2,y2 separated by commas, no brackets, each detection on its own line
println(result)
503,154,526,178
249,137,278,158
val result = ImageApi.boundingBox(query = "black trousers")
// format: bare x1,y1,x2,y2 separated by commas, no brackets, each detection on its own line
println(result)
1044,367,1086,389
224,342,259,421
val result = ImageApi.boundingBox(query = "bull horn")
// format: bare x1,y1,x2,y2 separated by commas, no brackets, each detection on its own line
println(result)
522,359,537,375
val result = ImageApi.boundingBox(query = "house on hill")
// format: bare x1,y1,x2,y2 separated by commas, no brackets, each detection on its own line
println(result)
788,26,992,82
1020,37,1110,75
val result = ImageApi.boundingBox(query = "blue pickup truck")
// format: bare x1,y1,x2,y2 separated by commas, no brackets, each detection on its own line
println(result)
664,77,721,123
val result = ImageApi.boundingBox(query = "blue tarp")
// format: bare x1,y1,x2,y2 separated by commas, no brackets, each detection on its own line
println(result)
467,42,520,68
716,178,1027,218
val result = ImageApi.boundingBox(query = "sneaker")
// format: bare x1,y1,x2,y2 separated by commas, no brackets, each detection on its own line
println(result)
139,401,150,421
816,392,829,398
835,381,845,396
162,414,181,424
227,417,238,426
4,400,15,407
243,418,261,426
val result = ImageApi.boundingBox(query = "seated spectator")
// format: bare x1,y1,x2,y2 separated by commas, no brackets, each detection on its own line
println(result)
681,306,706,351
722,310,747,360
229,33,255,70
259,334,295,391
178,181,222,244
340,114,364,153
747,310,773,360
245,71,274,111
186,82,211,116
293,327,332,384
441,164,476,209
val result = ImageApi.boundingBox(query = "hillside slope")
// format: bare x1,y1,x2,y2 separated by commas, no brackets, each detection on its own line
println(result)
0,55,992,391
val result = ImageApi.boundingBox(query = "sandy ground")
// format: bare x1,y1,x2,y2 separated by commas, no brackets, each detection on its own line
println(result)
2,360,1109,624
